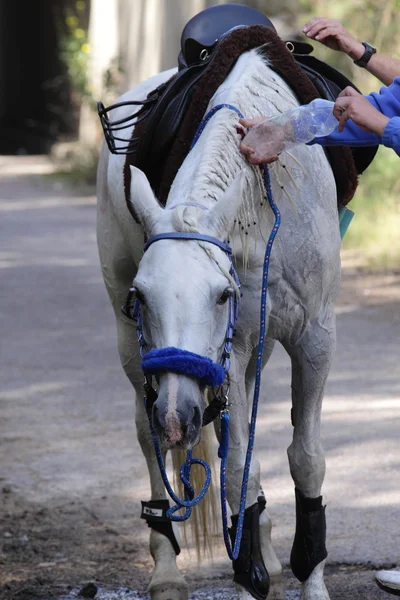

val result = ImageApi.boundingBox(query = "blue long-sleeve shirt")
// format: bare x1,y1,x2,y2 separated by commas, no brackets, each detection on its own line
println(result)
382,116,400,155
311,76,400,156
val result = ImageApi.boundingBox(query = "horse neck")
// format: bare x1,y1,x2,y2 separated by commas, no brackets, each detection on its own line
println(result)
166,50,334,262
167,50,293,202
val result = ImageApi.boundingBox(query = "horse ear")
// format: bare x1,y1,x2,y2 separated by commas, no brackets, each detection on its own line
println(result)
129,166,163,232
204,170,246,238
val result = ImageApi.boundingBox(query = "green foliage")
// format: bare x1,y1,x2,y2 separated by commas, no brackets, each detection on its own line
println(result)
59,1,92,103
59,1,123,109
342,147,400,268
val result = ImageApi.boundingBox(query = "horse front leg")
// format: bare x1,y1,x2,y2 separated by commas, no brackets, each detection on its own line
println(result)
121,326,188,600
220,349,281,600
97,158,187,599
118,316,188,600
135,397,188,600
245,339,283,583
284,309,337,600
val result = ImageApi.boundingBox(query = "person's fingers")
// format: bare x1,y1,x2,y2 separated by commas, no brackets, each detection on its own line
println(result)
333,96,352,128
304,18,339,39
334,96,352,112
334,96,352,109
239,141,256,155
239,117,266,128
333,104,344,121
245,152,262,165
246,153,279,165
315,26,341,41
337,108,349,132
304,22,331,39
303,16,325,33
303,17,317,31
241,150,272,165
338,86,360,99
333,98,352,133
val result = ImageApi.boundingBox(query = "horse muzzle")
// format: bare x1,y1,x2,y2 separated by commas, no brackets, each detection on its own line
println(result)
152,376,203,449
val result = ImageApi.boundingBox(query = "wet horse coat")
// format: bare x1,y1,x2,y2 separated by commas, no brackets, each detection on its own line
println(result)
96,49,340,599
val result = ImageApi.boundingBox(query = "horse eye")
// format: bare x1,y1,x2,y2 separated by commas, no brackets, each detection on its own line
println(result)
217,288,233,305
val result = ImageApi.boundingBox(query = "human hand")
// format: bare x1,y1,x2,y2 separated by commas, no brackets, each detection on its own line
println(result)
239,117,282,165
333,89,390,135
303,17,364,60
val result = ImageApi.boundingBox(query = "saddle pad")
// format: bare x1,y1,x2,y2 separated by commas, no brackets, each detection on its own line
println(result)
125,25,358,209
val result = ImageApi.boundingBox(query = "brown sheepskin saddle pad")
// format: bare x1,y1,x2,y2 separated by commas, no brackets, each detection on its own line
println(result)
109,20,378,213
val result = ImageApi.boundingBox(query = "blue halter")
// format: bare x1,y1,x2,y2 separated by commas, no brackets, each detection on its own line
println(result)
127,103,281,561
134,230,240,382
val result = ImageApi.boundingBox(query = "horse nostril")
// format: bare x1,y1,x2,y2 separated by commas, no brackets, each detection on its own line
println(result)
152,403,165,435
192,405,201,430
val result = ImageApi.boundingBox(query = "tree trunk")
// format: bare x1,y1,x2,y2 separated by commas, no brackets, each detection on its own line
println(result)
85,0,300,143
0,0,74,153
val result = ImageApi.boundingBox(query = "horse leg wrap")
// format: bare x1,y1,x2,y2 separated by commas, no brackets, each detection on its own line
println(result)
141,500,181,555
290,488,328,582
229,497,270,600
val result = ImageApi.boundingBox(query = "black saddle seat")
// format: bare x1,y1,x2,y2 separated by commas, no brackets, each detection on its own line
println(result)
180,3,276,68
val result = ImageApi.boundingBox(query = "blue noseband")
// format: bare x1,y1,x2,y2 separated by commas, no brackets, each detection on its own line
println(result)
141,347,226,387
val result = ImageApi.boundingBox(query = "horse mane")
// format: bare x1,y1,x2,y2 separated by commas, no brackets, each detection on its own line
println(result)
168,49,302,269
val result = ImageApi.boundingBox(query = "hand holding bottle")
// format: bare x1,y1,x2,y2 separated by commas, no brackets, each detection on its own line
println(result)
239,116,284,164
240,99,338,165
333,87,390,134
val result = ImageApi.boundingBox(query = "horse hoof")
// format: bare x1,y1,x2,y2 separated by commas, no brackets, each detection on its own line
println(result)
150,582,189,600
299,560,330,600
268,576,285,600
234,575,284,600
234,583,257,599
300,580,330,600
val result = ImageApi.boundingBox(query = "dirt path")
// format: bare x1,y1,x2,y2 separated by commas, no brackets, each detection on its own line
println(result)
1,157,399,600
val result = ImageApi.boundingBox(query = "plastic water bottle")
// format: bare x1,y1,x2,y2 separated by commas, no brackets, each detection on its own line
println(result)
242,99,338,160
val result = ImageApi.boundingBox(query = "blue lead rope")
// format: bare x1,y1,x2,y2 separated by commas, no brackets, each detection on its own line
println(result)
220,164,280,560
150,432,212,522
193,104,282,560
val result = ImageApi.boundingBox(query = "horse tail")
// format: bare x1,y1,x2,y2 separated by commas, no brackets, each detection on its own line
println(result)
171,419,220,560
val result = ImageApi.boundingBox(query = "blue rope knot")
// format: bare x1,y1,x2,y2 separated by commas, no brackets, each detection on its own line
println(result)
142,347,226,387
150,443,212,522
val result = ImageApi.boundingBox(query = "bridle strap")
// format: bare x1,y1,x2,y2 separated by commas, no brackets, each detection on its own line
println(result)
143,232,232,254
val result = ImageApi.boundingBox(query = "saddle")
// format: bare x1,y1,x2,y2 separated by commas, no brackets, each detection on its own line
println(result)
99,6,378,211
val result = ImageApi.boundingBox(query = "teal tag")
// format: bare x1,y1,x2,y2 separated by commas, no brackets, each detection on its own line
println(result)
338,206,354,240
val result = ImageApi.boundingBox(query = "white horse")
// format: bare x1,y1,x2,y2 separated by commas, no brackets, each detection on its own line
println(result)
97,48,340,600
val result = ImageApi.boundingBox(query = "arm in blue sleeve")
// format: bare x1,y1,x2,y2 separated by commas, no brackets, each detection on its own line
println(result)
311,120,381,147
310,76,400,148
382,117,400,156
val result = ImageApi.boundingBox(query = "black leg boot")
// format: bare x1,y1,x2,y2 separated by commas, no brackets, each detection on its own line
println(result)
229,497,270,600
290,488,328,582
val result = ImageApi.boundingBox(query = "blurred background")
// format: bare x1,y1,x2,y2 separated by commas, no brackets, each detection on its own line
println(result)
1,0,399,266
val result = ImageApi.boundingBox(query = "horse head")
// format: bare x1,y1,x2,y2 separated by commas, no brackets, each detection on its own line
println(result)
129,166,245,449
